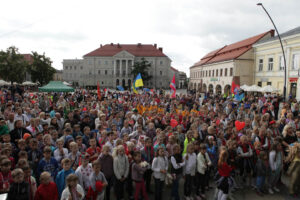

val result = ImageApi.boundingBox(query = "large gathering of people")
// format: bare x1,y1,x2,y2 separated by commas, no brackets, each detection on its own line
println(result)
0,86,299,200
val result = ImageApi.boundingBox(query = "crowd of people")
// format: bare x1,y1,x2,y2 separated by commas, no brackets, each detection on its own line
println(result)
0,87,299,200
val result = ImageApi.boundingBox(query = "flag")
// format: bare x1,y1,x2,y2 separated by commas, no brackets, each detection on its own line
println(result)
231,80,240,95
97,81,101,99
132,83,138,94
235,93,245,101
134,73,144,88
170,74,176,98
117,85,124,91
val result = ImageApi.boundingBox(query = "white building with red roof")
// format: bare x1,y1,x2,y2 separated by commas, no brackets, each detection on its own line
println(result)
189,30,274,95
63,43,181,89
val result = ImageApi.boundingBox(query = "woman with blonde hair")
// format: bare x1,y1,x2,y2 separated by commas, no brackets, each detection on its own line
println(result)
286,143,300,196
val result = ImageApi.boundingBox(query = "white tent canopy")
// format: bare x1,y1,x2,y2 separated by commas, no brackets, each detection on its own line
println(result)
245,85,262,92
22,81,37,86
240,84,250,90
0,80,9,86
260,85,280,93
63,81,72,86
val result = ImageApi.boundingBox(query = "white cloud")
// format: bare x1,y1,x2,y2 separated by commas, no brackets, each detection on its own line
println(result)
0,0,299,76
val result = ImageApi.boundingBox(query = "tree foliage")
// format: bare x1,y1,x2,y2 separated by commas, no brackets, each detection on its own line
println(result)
0,46,29,84
28,52,56,85
131,57,152,82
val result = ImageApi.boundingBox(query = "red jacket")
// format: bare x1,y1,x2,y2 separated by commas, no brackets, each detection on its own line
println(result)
218,163,233,177
34,182,58,200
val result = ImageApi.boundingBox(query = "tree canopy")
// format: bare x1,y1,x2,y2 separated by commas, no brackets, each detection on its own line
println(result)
0,46,29,84
28,52,56,85
131,57,152,82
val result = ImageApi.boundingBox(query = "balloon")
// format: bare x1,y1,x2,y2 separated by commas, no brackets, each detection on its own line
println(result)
170,119,178,128
235,120,245,131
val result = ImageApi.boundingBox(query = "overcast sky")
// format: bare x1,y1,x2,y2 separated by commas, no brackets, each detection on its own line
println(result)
1,0,299,76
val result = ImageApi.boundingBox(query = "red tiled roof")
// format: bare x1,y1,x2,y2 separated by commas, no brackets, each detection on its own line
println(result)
84,44,167,57
170,66,178,72
22,54,33,64
191,30,274,68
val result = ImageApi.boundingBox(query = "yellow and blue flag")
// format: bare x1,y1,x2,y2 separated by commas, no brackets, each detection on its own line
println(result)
134,73,144,88
132,83,138,94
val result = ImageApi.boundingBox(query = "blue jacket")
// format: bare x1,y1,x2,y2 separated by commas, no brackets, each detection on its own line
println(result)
37,157,59,179
55,169,74,197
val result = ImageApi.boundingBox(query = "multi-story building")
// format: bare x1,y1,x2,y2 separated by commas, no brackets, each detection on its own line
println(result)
63,43,180,89
179,71,187,89
254,26,300,99
189,30,274,94
53,70,63,81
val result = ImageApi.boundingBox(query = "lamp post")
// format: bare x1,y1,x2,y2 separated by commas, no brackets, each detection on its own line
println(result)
257,3,287,100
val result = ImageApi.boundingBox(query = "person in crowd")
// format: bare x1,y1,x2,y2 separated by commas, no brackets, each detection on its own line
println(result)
61,174,85,200
34,171,58,200
7,168,30,200
56,158,75,197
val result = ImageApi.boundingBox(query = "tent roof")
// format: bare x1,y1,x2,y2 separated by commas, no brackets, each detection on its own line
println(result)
38,81,74,92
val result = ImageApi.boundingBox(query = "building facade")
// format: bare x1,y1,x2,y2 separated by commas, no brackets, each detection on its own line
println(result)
189,30,274,94
253,26,300,99
53,70,63,81
63,43,181,89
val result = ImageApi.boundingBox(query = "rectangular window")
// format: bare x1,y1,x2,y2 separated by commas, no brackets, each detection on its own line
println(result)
70,66,72,70
160,61,163,65
268,58,273,71
80,66,83,70
267,82,272,86
160,71,162,76
98,60,101,65
74,66,77,70
209,70,211,77
206,71,208,77
216,69,218,77
258,59,263,71
292,54,299,70
258,82,262,87
89,60,92,65
230,68,233,76
279,56,284,71
225,68,228,76
105,61,108,65
220,69,223,76
212,70,214,77
65,66,68,70
98,70,101,74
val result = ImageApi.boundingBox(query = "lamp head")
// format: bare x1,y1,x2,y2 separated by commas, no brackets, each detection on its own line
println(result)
257,3,262,6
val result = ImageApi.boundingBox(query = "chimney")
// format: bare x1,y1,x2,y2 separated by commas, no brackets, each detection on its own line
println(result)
154,44,157,48
100,44,102,47
117,43,121,48
158,47,163,52
110,43,113,46
137,43,141,47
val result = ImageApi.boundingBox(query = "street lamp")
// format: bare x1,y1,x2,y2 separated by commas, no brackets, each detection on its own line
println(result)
257,3,287,101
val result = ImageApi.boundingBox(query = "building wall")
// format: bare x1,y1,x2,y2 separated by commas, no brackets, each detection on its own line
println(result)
63,54,172,89
254,33,300,99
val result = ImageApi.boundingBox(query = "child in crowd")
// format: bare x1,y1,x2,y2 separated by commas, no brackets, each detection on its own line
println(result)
22,165,37,200
88,160,108,200
268,142,283,194
152,147,168,200
86,138,101,162
54,139,68,164
0,158,12,193
68,141,81,170
170,144,185,200
75,153,93,191
7,168,30,200
255,151,268,196
37,146,59,180
28,138,42,178
55,158,75,197
141,137,154,193
132,151,149,200
76,136,87,153
34,172,58,200
98,145,114,200
113,145,129,200
61,174,85,200
196,143,212,199
183,143,197,200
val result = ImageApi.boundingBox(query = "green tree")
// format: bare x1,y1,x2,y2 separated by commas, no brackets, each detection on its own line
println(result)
28,52,56,85
0,46,29,84
131,57,152,82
